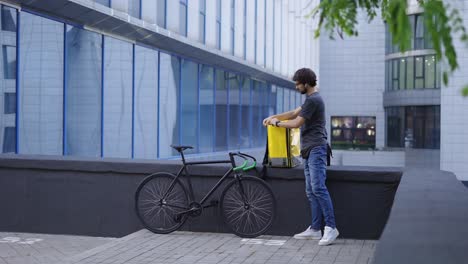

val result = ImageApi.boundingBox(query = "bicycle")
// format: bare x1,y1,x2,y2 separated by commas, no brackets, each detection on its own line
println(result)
135,145,276,238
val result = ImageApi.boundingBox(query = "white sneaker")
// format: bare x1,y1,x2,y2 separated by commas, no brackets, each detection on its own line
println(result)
318,226,339,246
293,226,322,240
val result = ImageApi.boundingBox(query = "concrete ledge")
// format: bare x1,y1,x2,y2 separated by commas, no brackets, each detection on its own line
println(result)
0,154,402,239
373,168,468,264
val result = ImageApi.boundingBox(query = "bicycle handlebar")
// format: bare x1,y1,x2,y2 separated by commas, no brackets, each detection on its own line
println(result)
230,152,257,172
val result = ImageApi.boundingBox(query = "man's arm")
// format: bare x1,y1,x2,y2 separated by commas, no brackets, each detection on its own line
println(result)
263,107,301,126
270,115,305,129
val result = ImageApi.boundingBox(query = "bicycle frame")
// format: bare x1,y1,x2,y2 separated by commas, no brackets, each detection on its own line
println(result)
169,160,235,206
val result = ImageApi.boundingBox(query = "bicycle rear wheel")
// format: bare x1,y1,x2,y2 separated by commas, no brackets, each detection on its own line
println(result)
135,172,189,234
220,176,276,238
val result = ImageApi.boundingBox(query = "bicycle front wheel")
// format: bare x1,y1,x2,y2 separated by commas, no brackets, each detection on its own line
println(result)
220,176,276,238
135,172,189,234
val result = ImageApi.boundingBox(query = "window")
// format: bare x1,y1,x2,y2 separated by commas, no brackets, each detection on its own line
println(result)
386,55,439,91
134,46,158,159
414,15,425,50
102,36,133,158
199,65,214,153
331,116,376,150
65,26,102,157
240,76,251,148
4,93,15,114
3,45,16,79
159,53,180,157
128,0,141,18
228,73,240,149
180,59,198,152
386,106,440,149
1,5,16,32
199,0,206,43
179,0,187,36
215,69,227,151
243,0,247,59
19,12,64,155
2,127,15,153
230,0,235,55
415,56,424,89
94,0,109,7
157,0,166,28
216,0,221,49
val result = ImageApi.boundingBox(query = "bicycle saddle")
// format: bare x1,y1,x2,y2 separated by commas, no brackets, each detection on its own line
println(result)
171,145,194,152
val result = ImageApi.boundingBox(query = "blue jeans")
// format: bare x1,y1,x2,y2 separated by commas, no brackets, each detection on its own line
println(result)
304,144,336,230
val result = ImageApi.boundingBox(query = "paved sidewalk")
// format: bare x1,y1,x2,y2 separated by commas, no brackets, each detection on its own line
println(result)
64,230,376,264
0,232,114,264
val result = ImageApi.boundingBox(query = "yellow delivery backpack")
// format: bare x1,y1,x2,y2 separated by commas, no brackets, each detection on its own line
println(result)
263,124,301,168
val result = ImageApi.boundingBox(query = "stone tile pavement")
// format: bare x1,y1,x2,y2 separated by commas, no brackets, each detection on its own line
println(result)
0,232,114,264
66,230,376,264
0,230,376,264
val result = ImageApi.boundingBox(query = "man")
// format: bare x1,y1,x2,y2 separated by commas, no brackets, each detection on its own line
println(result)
262,68,339,246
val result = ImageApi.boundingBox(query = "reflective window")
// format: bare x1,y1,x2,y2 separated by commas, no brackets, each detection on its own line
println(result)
103,37,132,158
128,0,141,18
4,93,15,114
199,0,206,43
240,76,250,148
19,12,63,155
93,0,110,7
0,6,17,154
199,64,214,153
415,56,424,89
2,127,15,153
65,26,102,157
215,69,227,151
425,55,436,89
157,0,166,28
228,73,240,149
3,45,16,79
331,116,376,150
216,0,221,49
180,59,198,152
159,53,180,157
276,86,283,114
385,14,432,54
134,46,158,159
1,5,16,32
251,81,264,147
386,55,439,91
230,0,235,54
386,106,440,149
179,0,187,36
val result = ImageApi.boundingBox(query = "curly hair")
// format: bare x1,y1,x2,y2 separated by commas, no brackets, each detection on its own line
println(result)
292,68,317,87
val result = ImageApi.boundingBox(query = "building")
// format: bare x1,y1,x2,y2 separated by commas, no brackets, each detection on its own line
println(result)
320,0,468,181
0,0,319,159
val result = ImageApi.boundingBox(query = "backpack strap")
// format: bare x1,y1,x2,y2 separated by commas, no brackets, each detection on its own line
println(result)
260,134,269,179
327,143,333,166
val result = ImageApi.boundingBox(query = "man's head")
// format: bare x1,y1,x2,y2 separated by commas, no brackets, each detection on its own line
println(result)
292,68,317,94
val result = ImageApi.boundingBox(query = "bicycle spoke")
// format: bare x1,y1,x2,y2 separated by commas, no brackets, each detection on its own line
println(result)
221,177,275,237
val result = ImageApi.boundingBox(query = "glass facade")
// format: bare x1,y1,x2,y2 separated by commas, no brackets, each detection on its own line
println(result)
385,12,441,150
385,55,440,91
3,7,301,159
385,14,432,54
331,116,376,150
19,12,63,155
386,106,440,149
0,5,16,153
65,26,102,157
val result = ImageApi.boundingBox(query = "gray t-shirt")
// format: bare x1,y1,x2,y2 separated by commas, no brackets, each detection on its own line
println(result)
299,92,327,154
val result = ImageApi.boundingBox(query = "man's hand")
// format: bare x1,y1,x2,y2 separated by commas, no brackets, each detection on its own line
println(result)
269,118,280,126
263,116,274,126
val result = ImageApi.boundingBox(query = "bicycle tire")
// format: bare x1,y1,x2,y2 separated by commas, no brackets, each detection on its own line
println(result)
220,176,276,238
135,172,189,234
